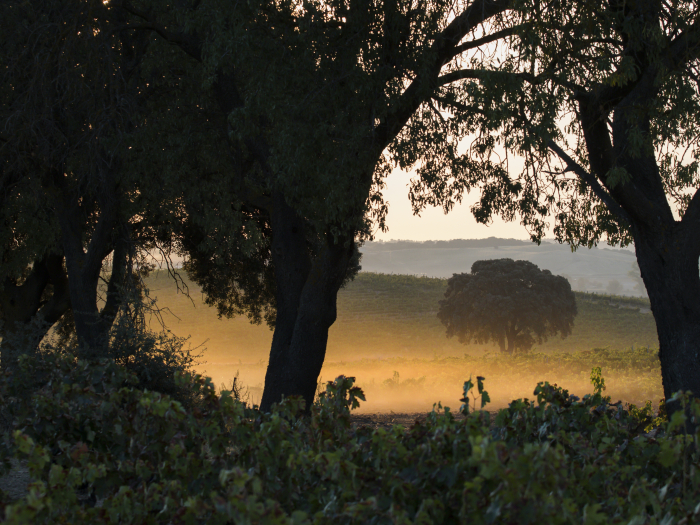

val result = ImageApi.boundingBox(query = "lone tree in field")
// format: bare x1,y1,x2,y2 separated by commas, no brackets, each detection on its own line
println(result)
438,259,577,354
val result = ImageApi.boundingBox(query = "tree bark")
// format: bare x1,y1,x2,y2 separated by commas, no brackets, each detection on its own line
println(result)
0,253,71,369
260,193,356,412
497,334,506,353
54,167,122,360
506,333,516,355
634,222,700,426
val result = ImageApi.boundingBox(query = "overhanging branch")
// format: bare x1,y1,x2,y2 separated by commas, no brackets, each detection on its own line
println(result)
449,23,529,59
378,0,512,146
547,140,632,225
120,0,203,61
436,67,582,92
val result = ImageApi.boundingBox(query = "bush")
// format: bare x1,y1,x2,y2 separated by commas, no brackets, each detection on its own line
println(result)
0,359,699,524
105,309,204,409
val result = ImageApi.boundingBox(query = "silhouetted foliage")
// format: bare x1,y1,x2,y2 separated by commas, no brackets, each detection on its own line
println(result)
2,365,699,523
438,259,577,354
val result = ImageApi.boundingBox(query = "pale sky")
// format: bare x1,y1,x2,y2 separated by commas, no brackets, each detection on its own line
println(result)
374,167,532,242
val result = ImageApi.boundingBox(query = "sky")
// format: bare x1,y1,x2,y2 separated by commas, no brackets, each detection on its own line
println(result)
374,167,532,242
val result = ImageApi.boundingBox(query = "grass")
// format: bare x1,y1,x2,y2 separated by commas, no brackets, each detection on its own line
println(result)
143,270,661,412
326,346,662,413
329,272,657,358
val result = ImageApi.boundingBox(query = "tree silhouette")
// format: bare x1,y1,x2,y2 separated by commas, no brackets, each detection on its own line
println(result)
438,259,577,354
115,0,517,411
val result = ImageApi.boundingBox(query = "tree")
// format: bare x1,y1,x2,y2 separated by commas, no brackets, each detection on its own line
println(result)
115,0,523,411
0,0,162,362
405,0,700,420
606,279,624,295
438,259,577,354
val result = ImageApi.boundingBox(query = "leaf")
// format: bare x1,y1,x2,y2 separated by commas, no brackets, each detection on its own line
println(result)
604,167,632,189
657,439,680,468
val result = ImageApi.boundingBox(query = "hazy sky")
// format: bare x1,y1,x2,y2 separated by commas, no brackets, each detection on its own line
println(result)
374,167,532,242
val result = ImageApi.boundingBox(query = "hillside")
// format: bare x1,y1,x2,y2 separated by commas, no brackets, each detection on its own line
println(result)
360,237,643,296
143,270,659,410
144,270,657,361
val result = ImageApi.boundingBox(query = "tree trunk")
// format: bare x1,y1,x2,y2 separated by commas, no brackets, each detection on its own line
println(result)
260,193,355,412
634,222,700,427
504,323,516,355
0,253,71,369
497,335,506,353
53,167,121,360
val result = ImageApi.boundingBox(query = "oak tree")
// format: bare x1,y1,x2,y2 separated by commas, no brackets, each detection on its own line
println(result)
119,0,521,410
438,259,577,354
406,0,700,418
0,0,160,362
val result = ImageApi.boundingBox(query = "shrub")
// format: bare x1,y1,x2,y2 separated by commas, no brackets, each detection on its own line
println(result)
105,309,204,409
0,359,699,524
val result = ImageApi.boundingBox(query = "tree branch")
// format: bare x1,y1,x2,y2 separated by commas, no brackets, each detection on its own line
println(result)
449,23,529,59
436,67,583,92
379,0,512,147
547,140,632,225
681,187,700,229
119,0,203,61
668,14,700,68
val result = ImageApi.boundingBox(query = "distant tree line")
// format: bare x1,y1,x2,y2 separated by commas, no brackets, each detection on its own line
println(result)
364,237,533,250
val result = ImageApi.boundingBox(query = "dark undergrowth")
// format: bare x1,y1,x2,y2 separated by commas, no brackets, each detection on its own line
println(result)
0,352,699,524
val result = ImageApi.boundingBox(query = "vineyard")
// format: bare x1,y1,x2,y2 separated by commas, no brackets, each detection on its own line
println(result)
144,271,662,412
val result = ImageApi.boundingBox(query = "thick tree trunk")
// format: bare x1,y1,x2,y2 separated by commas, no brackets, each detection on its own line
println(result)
505,324,517,355
260,193,355,412
634,222,700,426
0,253,71,369
61,237,106,359
56,194,122,360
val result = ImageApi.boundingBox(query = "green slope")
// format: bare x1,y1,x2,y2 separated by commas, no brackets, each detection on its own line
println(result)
142,271,660,411
144,270,658,363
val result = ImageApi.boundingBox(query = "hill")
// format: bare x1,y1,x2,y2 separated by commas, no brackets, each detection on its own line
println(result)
360,237,643,296
143,270,659,410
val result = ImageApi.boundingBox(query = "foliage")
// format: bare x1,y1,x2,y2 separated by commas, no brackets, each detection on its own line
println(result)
403,1,699,248
0,0,179,357
0,306,204,432
105,312,205,409
1,357,699,524
438,259,577,354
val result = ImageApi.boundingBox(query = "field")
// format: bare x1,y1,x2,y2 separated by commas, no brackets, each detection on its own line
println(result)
144,270,662,412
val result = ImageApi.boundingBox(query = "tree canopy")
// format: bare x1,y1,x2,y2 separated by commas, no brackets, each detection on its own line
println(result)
0,0,173,361
4,0,700,418
407,0,700,419
438,259,577,354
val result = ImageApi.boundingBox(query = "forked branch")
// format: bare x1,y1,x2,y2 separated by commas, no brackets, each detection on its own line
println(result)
547,140,631,225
